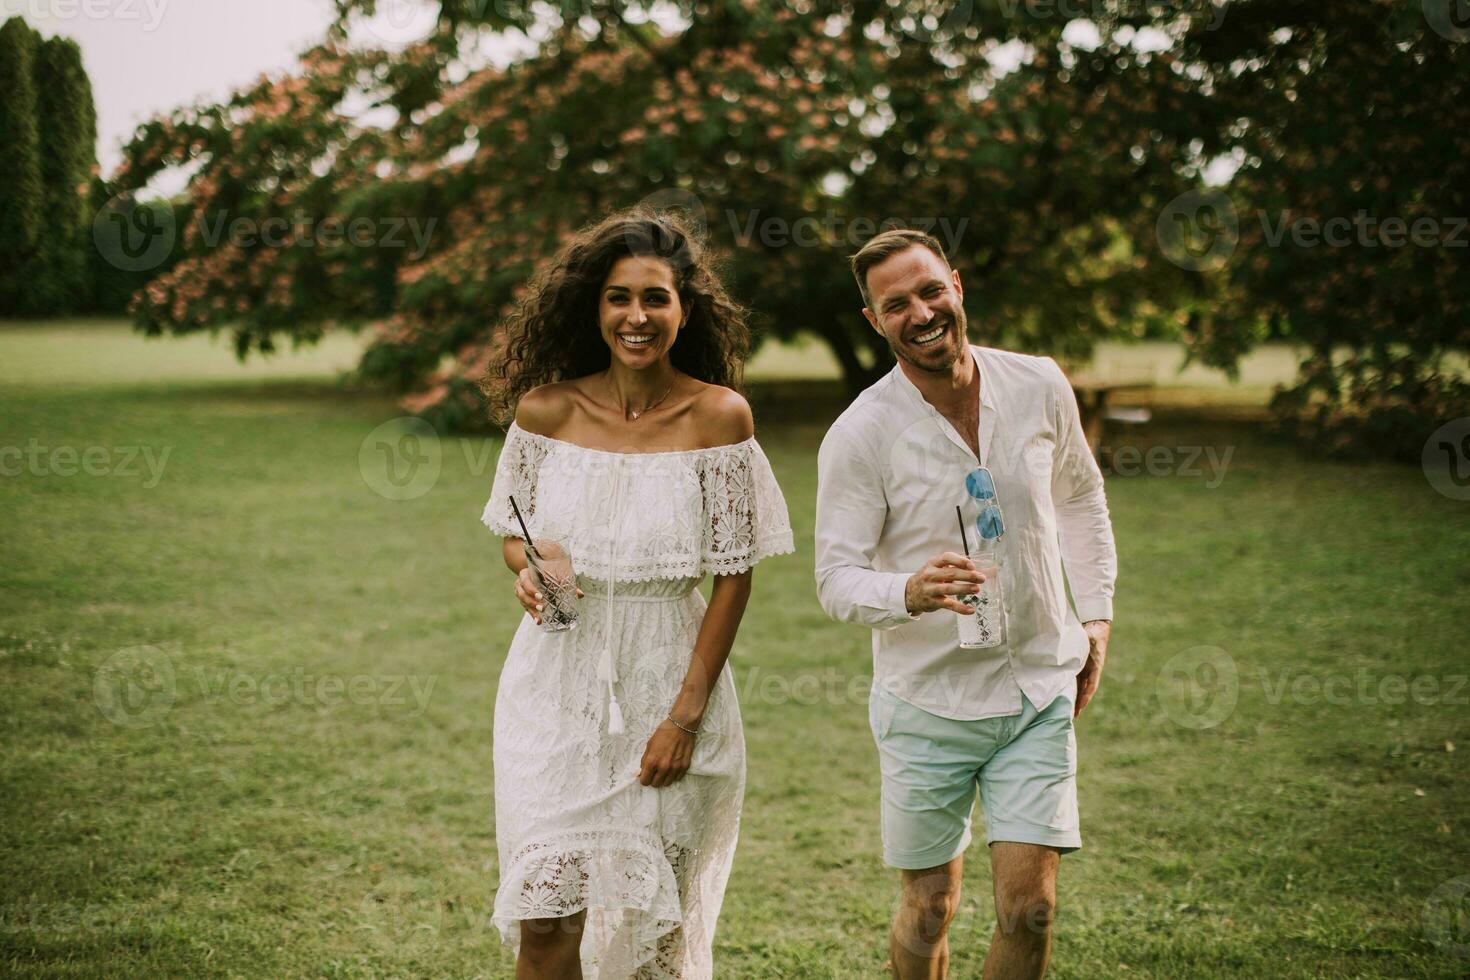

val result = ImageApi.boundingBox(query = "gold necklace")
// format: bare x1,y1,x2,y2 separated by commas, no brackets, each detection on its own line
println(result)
607,374,676,421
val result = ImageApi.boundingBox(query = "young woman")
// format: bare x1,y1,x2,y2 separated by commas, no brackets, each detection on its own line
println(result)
479,209,794,979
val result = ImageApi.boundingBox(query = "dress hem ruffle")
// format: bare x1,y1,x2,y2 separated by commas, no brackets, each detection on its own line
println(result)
492,828,700,979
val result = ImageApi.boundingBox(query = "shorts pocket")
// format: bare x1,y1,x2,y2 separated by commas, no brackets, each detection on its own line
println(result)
869,687,899,743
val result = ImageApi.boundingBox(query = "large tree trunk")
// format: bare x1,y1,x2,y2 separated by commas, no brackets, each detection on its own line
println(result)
813,315,892,397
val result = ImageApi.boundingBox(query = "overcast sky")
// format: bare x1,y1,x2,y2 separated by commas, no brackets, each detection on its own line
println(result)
16,3,1229,192
22,0,340,183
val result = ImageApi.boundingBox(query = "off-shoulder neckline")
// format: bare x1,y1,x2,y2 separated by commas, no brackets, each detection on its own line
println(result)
508,421,757,457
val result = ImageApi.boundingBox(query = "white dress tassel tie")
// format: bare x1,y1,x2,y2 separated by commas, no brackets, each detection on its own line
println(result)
600,455,625,734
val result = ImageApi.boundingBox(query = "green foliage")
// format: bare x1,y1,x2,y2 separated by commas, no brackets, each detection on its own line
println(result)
113,1,1207,416
110,1,1470,457
28,36,96,315
1175,0,1470,457
0,19,100,317
85,183,186,316
0,16,43,312
1270,353,1470,463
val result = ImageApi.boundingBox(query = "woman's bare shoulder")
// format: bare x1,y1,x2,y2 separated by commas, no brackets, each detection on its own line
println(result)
693,383,754,446
514,382,575,437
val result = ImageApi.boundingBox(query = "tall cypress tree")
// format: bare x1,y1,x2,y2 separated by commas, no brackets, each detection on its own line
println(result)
0,17,43,314
31,35,94,314
77,42,98,310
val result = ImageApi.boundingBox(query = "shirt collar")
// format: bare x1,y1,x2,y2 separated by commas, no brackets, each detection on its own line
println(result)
888,344,998,465
889,343,994,404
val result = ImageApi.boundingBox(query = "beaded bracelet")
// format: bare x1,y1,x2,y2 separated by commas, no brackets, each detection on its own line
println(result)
667,715,699,736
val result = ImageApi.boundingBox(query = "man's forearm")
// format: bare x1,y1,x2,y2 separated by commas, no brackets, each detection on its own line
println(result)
1056,497,1116,624
816,564,917,630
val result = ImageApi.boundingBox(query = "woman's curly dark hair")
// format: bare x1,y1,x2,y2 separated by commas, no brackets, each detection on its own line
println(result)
481,207,751,426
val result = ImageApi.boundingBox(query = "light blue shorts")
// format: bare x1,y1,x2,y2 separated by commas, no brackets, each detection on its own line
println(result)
869,685,1081,869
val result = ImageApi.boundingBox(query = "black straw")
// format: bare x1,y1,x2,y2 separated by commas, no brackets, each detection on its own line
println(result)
508,495,538,559
956,505,970,555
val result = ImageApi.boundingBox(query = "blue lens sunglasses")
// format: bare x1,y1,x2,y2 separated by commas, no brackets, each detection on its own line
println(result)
964,467,1006,542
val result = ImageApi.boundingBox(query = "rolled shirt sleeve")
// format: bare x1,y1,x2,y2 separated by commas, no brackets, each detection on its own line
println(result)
1046,359,1117,623
815,422,921,630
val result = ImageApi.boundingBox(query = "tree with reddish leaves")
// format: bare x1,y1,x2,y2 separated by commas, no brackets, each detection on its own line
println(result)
107,2,1200,429
109,1,1467,454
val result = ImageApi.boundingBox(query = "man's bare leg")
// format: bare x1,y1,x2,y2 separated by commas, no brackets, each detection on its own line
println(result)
889,854,963,979
981,842,1059,980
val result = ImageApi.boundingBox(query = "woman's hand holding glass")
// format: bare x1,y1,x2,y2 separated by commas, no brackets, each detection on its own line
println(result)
514,563,584,626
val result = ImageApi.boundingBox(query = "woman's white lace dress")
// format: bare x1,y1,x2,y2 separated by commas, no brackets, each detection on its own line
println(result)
481,421,794,978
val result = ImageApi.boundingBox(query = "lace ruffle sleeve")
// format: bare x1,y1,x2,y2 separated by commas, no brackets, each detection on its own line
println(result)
698,438,796,576
481,423,550,537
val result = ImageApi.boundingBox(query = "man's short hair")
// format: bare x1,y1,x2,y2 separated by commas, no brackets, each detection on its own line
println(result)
849,228,951,308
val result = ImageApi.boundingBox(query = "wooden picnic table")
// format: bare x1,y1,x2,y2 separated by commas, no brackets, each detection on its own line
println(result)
1068,378,1157,458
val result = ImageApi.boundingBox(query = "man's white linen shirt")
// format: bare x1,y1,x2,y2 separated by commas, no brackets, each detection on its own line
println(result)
815,344,1117,720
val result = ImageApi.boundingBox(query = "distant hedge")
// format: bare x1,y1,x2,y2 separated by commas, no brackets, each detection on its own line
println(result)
0,16,107,317
0,17,43,313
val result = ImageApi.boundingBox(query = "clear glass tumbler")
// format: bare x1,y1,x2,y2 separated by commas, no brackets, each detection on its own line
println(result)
525,537,580,632
956,547,1005,649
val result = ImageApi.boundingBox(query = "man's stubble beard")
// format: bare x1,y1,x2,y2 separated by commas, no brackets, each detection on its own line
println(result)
887,306,970,375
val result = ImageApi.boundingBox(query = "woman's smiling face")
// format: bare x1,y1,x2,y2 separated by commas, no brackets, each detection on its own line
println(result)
599,256,685,368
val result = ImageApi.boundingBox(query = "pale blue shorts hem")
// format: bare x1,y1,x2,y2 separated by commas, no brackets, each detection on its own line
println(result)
985,821,1082,855
884,825,973,870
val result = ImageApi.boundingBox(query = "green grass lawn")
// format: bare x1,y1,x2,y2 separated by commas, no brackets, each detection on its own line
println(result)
2,321,1467,978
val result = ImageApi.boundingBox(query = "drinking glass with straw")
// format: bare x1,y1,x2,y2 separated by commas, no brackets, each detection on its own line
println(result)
509,495,581,632
955,500,1005,650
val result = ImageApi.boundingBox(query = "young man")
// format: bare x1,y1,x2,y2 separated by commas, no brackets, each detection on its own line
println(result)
814,229,1117,979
